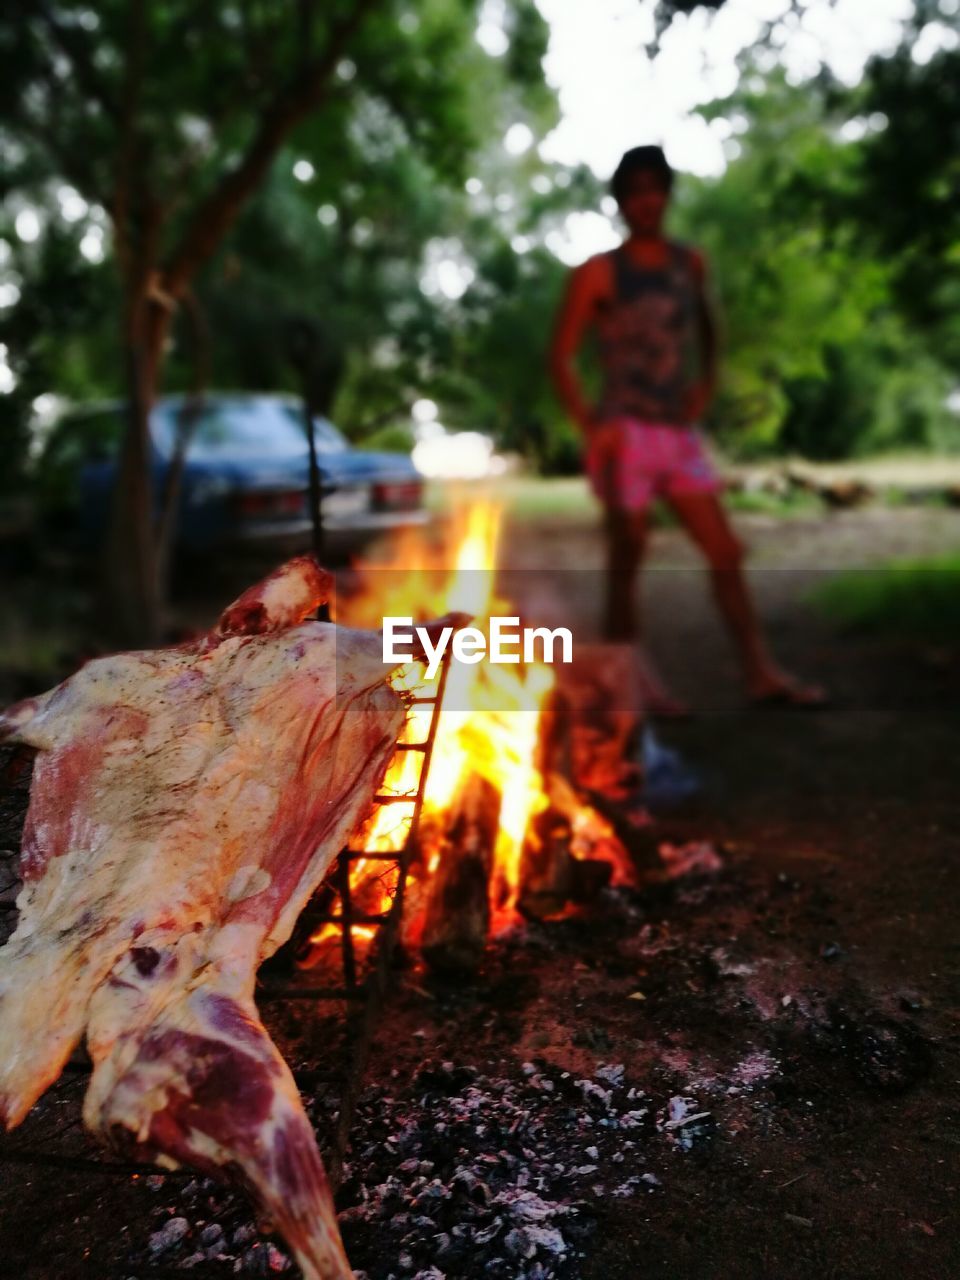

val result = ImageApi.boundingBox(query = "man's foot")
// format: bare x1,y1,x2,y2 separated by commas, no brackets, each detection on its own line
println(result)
747,670,829,709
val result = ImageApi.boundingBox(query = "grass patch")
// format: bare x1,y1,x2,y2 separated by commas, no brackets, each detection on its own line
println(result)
814,553,960,642
429,475,825,524
724,487,821,518
427,476,598,523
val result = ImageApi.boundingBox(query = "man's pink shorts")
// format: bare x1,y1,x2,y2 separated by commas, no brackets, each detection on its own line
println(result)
586,418,721,512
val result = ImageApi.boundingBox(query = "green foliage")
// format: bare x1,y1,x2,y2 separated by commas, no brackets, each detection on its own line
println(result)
358,422,415,453
814,553,960,642
782,331,955,460
724,486,820,517
677,62,959,461
848,44,960,364
2,0,958,490
0,213,120,493
0,0,558,477
452,244,569,463
159,5,578,451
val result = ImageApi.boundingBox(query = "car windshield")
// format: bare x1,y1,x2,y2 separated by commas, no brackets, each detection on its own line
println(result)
152,399,346,459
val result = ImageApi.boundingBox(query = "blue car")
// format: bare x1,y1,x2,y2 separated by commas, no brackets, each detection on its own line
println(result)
34,393,428,559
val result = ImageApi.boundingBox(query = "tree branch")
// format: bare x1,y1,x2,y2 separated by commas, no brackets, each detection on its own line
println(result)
113,0,147,281
164,0,382,295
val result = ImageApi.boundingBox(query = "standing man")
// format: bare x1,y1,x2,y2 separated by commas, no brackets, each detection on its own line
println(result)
550,144,824,713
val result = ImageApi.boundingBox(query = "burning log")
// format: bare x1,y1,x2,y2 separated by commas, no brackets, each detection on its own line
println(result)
421,772,501,974
518,808,574,919
516,673,633,919
519,793,616,916
568,852,615,901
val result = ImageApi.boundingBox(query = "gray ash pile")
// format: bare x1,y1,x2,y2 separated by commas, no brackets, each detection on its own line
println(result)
338,1057,665,1280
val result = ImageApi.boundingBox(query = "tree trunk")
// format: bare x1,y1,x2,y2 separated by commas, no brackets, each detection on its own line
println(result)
155,292,210,605
103,293,170,647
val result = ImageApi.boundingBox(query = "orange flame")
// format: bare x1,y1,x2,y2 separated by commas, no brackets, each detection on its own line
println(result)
303,497,633,971
310,500,553,941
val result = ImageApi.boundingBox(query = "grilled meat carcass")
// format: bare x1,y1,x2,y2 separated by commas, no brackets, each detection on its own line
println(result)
0,557,406,1280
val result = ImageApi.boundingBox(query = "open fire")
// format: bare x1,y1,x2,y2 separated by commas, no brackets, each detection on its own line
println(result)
302,500,636,974
0,508,647,1280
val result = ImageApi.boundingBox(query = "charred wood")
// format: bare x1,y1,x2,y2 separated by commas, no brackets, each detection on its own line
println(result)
421,774,501,975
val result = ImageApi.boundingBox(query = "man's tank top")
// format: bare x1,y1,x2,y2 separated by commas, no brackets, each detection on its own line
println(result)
596,242,700,426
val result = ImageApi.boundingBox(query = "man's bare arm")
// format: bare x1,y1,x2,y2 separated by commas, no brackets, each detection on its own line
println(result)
548,256,607,434
688,249,719,419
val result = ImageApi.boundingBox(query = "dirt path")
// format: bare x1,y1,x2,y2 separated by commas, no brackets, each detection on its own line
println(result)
341,505,960,1280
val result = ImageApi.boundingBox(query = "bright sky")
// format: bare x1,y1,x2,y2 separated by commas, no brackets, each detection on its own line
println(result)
534,0,919,178
419,0,955,302
500,0,960,263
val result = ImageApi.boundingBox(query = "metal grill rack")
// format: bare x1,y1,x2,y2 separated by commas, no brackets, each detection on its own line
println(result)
259,648,450,1006
256,652,451,1179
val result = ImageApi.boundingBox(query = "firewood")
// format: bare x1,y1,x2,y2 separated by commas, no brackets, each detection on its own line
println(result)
568,856,613,902
421,773,501,974
517,827,616,919
518,808,574,920
820,479,873,509
548,772,639,887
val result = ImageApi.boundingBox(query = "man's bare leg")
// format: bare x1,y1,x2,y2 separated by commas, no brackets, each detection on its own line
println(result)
667,491,826,704
602,506,691,717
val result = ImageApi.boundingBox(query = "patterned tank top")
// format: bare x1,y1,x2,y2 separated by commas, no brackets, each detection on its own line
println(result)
596,242,700,426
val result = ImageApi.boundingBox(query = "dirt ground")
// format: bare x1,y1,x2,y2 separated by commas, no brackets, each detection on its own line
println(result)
1,503,958,1280
341,504,960,1280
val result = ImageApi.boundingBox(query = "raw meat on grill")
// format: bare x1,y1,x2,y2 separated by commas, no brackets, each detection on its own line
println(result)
0,556,407,1280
